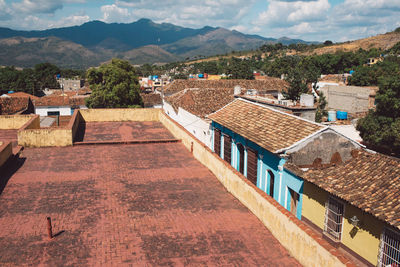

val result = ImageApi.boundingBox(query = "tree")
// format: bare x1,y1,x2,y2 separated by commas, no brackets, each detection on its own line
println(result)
86,59,143,108
357,76,400,156
283,66,309,101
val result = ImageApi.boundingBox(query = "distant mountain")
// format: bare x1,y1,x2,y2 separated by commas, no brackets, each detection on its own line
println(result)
0,19,314,68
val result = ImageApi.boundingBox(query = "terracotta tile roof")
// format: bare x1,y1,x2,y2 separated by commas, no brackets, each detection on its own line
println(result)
286,150,400,229
165,78,288,95
6,92,39,100
140,93,162,107
208,99,324,152
33,96,87,107
165,88,234,118
0,97,30,115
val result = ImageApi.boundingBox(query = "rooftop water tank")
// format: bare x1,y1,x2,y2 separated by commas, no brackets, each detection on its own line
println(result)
336,110,348,120
328,110,336,122
234,85,241,95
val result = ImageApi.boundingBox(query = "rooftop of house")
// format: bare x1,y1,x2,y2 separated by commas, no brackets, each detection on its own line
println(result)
33,95,87,107
140,93,162,107
0,120,300,266
208,98,325,153
164,78,289,95
286,149,400,230
3,92,39,100
240,95,318,110
165,88,234,118
0,97,31,115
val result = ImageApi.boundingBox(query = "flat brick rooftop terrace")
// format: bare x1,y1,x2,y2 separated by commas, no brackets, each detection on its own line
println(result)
0,121,301,266
0,129,18,145
75,121,175,143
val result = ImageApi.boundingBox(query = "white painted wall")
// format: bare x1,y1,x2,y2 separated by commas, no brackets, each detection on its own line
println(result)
35,106,72,116
163,101,212,148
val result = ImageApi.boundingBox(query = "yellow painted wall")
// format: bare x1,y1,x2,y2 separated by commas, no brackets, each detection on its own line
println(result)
0,115,37,129
79,108,160,122
303,181,328,229
160,112,348,267
18,128,73,147
0,141,12,167
303,181,383,265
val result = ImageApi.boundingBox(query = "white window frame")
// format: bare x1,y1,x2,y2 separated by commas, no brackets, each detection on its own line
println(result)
378,228,400,267
324,196,345,242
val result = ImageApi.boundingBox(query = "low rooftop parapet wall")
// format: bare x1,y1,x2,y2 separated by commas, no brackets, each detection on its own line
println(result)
0,115,38,130
79,108,160,122
159,111,354,267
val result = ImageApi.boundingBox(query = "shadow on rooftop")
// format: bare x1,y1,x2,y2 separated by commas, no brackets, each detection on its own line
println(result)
73,122,86,142
0,155,26,195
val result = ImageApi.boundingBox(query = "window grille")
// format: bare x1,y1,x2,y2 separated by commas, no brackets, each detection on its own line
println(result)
378,228,400,267
324,197,344,241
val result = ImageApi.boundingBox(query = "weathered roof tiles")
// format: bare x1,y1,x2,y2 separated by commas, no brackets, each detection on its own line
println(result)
208,98,324,152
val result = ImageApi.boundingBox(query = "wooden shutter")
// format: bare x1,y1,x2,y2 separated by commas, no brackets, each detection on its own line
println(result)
247,148,258,186
290,189,299,216
223,135,231,164
214,128,221,157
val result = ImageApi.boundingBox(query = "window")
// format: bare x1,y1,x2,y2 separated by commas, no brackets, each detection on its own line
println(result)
324,197,344,241
237,143,245,174
47,111,60,116
289,188,299,216
246,148,258,186
378,228,400,267
223,134,232,164
214,128,221,156
267,170,275,198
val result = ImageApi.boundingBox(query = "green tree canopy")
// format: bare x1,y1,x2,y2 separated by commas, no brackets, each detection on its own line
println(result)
357,76,400,156
283,66,309,101
86,59,143,108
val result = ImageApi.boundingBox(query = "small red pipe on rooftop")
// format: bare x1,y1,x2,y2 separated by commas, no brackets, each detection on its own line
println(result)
191,142,194,154
47,217,53,239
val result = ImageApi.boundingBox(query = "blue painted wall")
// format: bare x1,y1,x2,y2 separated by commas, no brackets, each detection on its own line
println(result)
212,121,304,220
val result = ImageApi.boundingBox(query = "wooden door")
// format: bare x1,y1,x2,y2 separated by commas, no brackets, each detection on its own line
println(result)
223,135,231,164
247,148,258,186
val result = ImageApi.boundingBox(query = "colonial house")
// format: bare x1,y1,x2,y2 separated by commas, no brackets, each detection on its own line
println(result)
209,97,400,266
208,98,362,220
286,150,400,266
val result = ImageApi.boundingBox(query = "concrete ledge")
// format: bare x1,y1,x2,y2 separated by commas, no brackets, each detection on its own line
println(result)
0,141,12,168
159,111,355,267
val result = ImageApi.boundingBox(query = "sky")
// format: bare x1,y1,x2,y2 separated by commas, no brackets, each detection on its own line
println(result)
0,0,399,42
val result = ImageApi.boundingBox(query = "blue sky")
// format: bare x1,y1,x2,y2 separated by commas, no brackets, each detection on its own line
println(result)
0,0,399,42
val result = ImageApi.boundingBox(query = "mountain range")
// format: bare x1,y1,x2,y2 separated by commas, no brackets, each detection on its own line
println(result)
0,18,314,69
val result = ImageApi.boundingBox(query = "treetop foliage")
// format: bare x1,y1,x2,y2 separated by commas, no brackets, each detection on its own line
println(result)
86,58,143,108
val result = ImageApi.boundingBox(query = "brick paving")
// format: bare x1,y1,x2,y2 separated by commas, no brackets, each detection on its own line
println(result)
0,123,301,266
75,121,175,142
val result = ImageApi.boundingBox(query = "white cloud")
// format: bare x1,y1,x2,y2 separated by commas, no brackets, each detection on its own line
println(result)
12,0,63,14
116,0,256,29
101,4,131,23
256,0,331,27
0,0,12,21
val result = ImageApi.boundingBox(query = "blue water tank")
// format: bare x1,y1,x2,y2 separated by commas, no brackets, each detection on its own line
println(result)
349,70,354,75
198,74,204,78
8,91,14,94
336,111,348,120
328,110,336,122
